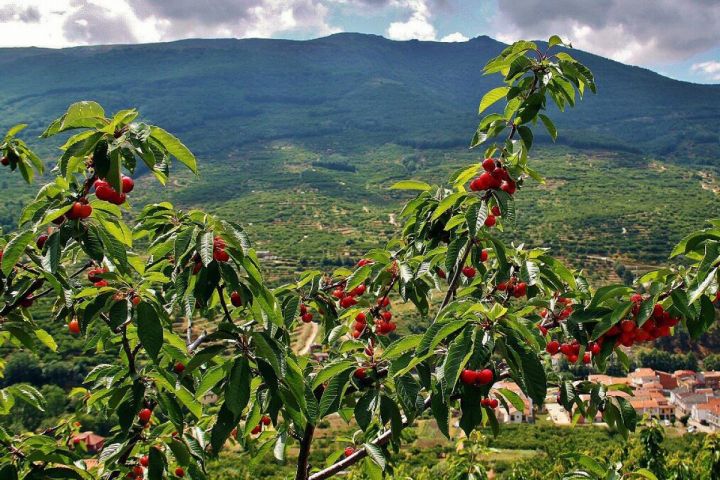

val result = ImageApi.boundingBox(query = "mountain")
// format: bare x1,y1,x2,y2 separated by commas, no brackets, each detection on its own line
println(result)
1,34,719,276
0,33,718,161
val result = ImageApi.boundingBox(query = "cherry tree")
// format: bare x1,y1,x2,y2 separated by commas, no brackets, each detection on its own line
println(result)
0,36,717,480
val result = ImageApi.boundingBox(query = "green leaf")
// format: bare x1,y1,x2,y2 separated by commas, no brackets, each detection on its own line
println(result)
548,35,564,48
225,357,251,417
382,335,422,361
312,361,355,390
318,371,351,418
538,114,557,141
1,230,33,275
199,231,215,267
478,86,510,114
148,442,166,480
137,303,163,360
354,390,378,431
175,386,202,419
150,126,198,174
438,326,474,399
364,443,387,470
389,180,432,191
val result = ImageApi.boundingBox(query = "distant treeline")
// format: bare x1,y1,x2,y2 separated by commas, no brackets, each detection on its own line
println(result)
311,161,357,172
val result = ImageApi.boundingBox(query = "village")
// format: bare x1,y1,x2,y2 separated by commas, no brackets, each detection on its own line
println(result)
490,368,720,433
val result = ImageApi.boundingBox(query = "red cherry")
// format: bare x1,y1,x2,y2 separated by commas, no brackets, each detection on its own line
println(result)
482,158,496,172
476,369,493,385
630,293,643,303
19,296,34,308
121,176,135,193
469,177,482,191
352,330,362,339
357,258,372,267
354,367,367,379
230,291,242,307
568,354,579,364
497,281,508,291
620,320,636,333
484,215,496,227
351,284,366,296
301,313,314,323
462,266,476,278
583,353,591,364
652,304,664,318
174,362,185,374
192,261,202,274
251,425,261,435
476,172,494,190
491,205,501,217
381,311,392,321
36,234,48,249
546,340,560,355
481,398,490,407
460,369,477,385
131,295,141,306
340,296,357,308
140,456,149,467
480,249,489,262
332,288,345,299
300,304,308,315
67,202,84,220
377,297,390,308
513,282,527,298
489,399,499,409
261,415,271,426
138,408,152,425
0,156,8,166
68,319,81,334
344,447,355,457
591,344,601,355
355,312,367,323
213,249,229,262
94,280,108,288
560,344,571,356
175,467,185,477
436,267,446,279
500,180,517,195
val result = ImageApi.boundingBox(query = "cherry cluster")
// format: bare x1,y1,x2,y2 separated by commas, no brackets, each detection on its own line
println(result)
191,236,230,273
460,368,494,386
66,198,93,220
88,266,109,288
299,303,314,323
539,297,574,325
250,415,272,435
480,397,499,409
374,296,396,335
332,281,366,309
94,175,134,205
497,277,527,298
600,294,678,347
470,158,517,195
546,339,598,364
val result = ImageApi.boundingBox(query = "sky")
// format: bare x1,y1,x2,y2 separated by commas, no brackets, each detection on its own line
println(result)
0,0,719,84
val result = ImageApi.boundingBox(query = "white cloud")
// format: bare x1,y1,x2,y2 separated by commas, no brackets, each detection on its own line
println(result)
386,0,436,41
0,0,339,47
692,60,720,81
495,0,720,65
440,31,468,42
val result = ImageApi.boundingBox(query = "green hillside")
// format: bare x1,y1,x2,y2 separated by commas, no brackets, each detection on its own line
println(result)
1,33,719,277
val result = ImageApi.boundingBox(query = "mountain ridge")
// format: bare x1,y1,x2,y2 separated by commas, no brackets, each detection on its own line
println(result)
0,32,717,162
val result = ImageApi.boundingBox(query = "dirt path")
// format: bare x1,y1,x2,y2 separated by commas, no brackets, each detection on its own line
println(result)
295,321,319,355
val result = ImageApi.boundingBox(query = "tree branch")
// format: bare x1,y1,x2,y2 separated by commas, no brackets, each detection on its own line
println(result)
308,396,433,480
295,422,316,480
